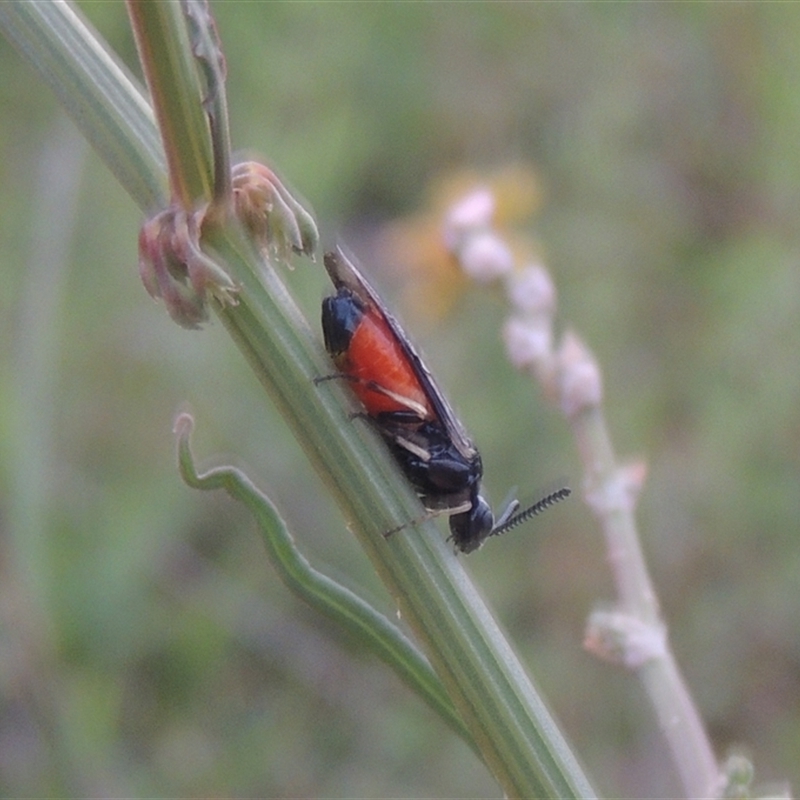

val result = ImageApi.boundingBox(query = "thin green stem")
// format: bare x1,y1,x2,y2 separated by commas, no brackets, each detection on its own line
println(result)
126,0,213,207
179,0,233,205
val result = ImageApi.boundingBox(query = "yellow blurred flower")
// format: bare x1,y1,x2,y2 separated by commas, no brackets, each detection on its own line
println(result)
376,163,545,325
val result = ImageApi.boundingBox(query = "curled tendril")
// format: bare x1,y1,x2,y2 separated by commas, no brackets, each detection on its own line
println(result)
173,412,476,752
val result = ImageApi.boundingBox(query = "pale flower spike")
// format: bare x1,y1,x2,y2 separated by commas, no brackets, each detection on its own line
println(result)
444,179,731,799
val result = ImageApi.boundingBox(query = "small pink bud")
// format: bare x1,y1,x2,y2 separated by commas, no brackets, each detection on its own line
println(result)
503,315,553,369
443,188,495,250
557,331,602,417
507,262,556,315
459,231,514,282
585,461,648,516
585,609,667,668
717,755,756,800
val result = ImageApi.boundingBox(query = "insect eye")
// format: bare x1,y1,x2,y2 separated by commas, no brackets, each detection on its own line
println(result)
449,496,494,554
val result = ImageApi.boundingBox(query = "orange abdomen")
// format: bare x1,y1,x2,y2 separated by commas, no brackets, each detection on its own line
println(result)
344,312,432,417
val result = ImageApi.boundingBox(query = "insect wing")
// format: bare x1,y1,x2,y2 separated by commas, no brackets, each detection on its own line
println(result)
323,249,477,462
323,288,432,419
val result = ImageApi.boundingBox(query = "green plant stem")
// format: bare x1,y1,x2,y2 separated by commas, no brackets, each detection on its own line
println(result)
126,0,213,207
0,4,597,797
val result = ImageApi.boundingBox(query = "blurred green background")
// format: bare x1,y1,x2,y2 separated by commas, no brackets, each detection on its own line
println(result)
2,2,799,797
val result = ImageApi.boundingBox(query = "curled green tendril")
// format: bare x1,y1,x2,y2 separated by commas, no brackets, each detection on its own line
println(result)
174,412,477,753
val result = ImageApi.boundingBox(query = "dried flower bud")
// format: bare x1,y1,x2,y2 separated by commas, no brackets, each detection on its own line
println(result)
232,161,318,260
138,207,237,329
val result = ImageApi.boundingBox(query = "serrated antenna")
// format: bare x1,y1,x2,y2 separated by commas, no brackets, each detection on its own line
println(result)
489,486,572,539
